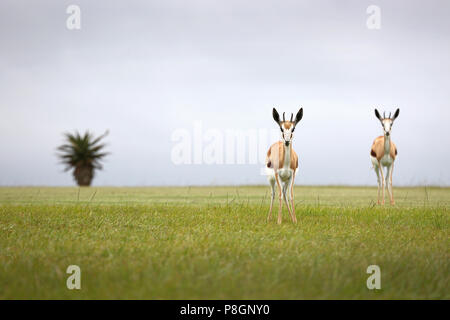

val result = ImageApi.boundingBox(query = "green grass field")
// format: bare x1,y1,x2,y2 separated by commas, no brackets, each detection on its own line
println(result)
0,186,448,299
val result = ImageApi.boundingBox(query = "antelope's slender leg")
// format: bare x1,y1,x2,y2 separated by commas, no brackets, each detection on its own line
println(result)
283,182,294,223
267,176,276,222
386,164,393,205
389,162,395,205
274,172,283,224
378,161,385,205
290,174,297,223
374,164,381,204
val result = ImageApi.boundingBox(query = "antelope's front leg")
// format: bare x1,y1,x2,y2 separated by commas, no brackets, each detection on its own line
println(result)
389,163,395,205
274,172,283,224
378,162,385,205
282,182,295,223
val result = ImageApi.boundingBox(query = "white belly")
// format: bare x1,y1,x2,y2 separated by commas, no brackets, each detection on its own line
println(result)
278,168,293,182
380,154,393,167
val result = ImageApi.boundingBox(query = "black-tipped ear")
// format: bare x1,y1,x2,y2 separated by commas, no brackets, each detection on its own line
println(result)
392,108,400,120
374,109,382,121
294,108,303,124
272,108,280,123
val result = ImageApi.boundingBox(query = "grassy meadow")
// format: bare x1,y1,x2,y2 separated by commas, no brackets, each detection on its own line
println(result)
0,186,448,299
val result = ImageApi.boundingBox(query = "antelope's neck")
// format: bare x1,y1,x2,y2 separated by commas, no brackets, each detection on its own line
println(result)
283,143,291,169
384,134,391,155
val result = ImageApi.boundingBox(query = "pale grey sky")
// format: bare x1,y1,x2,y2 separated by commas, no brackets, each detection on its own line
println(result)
0,0,449,186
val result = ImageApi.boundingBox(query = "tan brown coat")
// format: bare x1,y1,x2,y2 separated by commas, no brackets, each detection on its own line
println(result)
370,136,397,161
266,141,298,170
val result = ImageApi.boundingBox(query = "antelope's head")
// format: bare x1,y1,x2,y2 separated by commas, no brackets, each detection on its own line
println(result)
374,108,400,137
272,107,303,146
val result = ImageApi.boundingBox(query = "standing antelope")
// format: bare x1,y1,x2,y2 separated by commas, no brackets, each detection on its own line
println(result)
370,108,400,205
266,107,303,224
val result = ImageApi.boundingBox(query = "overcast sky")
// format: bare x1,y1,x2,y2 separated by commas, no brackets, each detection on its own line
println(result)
1,0,449,186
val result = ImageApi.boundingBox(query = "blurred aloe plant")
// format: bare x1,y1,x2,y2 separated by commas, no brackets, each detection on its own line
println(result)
57,131,109,186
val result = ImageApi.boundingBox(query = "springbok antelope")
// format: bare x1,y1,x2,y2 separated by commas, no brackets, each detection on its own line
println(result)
266,107,303,224
370,108,400,205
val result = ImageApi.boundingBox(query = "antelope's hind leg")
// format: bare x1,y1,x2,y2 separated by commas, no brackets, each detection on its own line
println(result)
267,174,276,222
289,174,297,223
371,156,382,205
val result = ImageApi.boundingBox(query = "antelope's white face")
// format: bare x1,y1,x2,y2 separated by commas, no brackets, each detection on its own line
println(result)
272,107,303,147
375,108,400,137
281,122,294,145
382,119,393,136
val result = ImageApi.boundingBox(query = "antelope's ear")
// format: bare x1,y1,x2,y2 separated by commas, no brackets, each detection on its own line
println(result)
392,108,400,121
374,109,382,121
294,108,303,124
272,108,280,123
